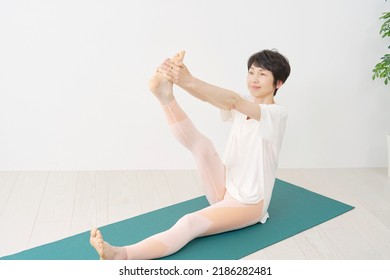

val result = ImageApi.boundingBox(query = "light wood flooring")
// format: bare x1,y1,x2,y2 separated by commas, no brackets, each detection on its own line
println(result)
0,168,389,259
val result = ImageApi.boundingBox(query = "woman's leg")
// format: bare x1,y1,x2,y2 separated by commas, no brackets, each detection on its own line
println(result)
90,194,263,260
162,100,226,204
125,193,263,259
149,61,226,205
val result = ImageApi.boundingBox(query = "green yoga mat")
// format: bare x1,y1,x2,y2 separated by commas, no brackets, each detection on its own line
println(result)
1,179,354,260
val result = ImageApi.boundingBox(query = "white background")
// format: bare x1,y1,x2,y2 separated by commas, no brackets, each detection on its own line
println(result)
0,0,389,170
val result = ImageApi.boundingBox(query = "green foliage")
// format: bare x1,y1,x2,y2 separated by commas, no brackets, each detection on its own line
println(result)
372,54,390,85
372,4,390,85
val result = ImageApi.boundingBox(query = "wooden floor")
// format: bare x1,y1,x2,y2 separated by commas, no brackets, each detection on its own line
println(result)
0,168,389,259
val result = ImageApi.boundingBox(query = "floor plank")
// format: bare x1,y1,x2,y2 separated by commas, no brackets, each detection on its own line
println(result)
0,171,48,256
29,171,78,248
0,171,19,218
107,171,142,224
70,171,109,235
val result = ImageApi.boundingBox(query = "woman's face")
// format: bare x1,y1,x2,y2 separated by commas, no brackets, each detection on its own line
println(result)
246,65,279,99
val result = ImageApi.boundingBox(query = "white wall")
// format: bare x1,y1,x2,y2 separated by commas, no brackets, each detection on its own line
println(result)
0,0,389,170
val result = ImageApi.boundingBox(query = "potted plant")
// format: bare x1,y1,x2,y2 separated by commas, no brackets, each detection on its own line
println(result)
372,1,390,176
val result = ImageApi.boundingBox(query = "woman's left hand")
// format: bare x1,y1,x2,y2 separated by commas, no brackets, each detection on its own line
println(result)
159,60,193,88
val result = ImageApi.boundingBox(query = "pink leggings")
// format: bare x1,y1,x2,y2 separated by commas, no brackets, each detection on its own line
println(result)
124,99,263,259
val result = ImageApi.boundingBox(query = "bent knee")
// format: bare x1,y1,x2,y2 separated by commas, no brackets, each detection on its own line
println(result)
191,136,216,156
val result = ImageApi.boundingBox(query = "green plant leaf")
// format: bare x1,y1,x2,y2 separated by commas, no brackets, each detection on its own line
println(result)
372,3,390,85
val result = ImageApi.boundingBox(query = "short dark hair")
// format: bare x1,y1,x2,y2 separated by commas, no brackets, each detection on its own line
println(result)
247,49,291,95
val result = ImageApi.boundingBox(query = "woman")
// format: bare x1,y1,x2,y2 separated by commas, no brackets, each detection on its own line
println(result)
90,49,291,260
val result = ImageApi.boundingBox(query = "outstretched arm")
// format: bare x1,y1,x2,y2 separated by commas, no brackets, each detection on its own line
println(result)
159,57,260,121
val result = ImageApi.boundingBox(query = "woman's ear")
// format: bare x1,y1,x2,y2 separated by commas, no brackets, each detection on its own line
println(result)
276,80,284,89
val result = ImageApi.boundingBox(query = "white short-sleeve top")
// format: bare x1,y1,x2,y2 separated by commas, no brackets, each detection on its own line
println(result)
221,100,287,221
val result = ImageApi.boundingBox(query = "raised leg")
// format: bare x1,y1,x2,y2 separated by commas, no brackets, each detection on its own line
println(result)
166,108,226,204
150,51,226,204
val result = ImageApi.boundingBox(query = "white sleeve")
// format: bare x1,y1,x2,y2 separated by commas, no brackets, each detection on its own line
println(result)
258,104,288,142
220,109,233,122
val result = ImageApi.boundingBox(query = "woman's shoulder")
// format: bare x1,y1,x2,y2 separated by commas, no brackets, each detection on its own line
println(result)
260,103,288,118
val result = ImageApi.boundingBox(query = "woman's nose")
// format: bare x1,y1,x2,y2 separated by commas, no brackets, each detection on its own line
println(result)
250,76,259,83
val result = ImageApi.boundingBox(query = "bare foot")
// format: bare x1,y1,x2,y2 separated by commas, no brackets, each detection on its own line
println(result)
148,73,174,105
90,228,127,260
149,51,185,105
